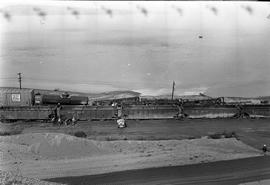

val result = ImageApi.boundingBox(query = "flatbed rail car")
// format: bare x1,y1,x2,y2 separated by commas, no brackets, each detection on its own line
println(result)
0,104,178,121
0,106,52,121
0,105,118,121
122,104,179,119
239,104,270,118
1,87,270,121
183,105,238,119
0,104,180,121
2,104,270,122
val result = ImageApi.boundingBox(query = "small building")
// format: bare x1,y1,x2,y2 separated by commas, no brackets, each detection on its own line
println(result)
0,87,34,107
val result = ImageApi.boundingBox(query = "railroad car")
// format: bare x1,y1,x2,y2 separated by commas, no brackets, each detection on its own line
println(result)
0,87,34,107
1,87,270,122
34,93,88,105
0,87,90,121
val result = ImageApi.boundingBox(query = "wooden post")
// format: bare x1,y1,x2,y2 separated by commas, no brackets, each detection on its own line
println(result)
17,73,22,89
171,81,175,100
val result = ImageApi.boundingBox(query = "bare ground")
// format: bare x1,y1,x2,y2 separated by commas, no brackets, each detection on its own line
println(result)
2,118,270,149
0,118,269,180
0,132,260,179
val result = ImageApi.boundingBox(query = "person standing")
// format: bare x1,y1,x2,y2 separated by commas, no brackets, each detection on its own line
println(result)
55,103,62,124
116,104,126,128
262,144,268,155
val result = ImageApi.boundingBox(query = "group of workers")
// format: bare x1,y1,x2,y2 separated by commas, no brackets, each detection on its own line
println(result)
53,103,76,125
114,103,126,128
52,102,126,128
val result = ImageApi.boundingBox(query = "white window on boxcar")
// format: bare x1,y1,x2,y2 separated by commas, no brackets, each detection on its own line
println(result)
11,94,21,102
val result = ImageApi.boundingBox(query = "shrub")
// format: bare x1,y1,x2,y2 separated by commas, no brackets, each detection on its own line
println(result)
208,131,238,139
0,130,22,136
208,133,222,139
74,131,87,138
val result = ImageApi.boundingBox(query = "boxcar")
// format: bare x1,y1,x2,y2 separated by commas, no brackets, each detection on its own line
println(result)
0,87,34,107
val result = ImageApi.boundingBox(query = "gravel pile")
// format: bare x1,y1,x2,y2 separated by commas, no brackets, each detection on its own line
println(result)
1,133,112,160
0,170,64,185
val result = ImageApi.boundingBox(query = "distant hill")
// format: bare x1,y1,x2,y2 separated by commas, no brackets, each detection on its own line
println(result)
0,87,141,100
141,93,212,101
256,96,270,100
88,91,141,100
35,89,141,100
141,93,269,104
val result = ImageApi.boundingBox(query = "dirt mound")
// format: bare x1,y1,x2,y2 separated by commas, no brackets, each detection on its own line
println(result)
0,133,112,159
0,133,259,161
0,133,261,179
94,137,259,156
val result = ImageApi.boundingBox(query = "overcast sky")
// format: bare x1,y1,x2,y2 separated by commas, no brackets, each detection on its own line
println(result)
0,1,270,97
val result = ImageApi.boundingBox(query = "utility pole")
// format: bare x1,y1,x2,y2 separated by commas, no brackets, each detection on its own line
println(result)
171,81,175,100
17,73,22,89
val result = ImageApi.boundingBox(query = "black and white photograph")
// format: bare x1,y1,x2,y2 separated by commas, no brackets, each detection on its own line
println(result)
1,0,270,184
